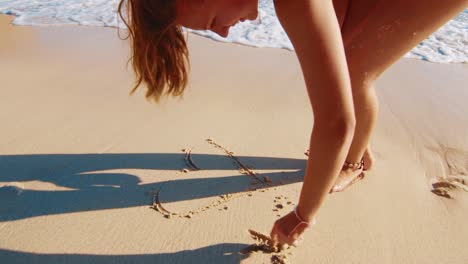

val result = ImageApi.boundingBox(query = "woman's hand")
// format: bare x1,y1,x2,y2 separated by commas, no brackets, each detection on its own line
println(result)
270,207,315,247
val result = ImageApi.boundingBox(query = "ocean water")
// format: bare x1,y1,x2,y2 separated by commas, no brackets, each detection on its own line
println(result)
0,0,467,64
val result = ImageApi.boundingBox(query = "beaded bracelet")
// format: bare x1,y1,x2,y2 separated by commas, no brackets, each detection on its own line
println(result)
343,158,364,170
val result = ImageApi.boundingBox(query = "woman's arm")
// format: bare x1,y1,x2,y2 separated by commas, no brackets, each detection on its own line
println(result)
271,0,356,241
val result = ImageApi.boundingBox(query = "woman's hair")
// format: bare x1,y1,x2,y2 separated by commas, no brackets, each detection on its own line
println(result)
118,0,189,103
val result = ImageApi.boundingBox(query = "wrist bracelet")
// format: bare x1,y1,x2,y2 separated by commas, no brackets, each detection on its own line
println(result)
287,206,316,239
294,206,317,226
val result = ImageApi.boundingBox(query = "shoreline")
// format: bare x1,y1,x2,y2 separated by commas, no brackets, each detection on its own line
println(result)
2,12,468,64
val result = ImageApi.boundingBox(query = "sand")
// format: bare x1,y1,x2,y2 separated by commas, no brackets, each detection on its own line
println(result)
0,14,467,263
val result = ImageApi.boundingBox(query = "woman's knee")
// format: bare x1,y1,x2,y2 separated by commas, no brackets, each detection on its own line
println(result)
347,65,377,95
350,79,379,115
344,41,380,93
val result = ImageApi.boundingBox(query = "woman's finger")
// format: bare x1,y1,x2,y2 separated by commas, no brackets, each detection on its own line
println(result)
270,224,280,243
292,235,304,247
271,222,296,246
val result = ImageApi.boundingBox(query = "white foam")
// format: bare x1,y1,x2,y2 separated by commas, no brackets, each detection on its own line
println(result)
0,0,467,63
405,11,468,63
0,0,121,27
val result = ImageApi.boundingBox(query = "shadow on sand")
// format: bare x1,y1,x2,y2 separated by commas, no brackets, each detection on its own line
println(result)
0,153,306,221
0,243,253,264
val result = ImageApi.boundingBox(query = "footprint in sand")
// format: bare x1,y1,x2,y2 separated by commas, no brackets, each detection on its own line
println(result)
425,146,468,198
444,147,468,176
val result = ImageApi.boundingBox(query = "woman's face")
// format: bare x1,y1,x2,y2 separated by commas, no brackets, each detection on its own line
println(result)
176,0,259,38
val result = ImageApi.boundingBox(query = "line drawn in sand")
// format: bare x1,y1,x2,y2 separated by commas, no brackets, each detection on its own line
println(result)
152,138,275,219
151,138,300,263
182,147,200,171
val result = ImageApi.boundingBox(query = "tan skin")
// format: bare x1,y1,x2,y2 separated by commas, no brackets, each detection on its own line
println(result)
176,0,468,246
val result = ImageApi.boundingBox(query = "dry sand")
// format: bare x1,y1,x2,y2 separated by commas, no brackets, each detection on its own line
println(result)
0,15,467,263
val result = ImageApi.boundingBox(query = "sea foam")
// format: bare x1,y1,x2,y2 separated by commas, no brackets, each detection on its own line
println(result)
0,0,467,63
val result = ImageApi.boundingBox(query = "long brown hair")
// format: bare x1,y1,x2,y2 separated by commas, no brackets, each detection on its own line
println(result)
118,0,189,103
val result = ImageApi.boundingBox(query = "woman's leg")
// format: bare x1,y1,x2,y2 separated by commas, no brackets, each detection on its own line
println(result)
333,0,467,188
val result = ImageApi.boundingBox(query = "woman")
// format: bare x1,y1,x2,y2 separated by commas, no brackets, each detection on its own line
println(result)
118,0,467,247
